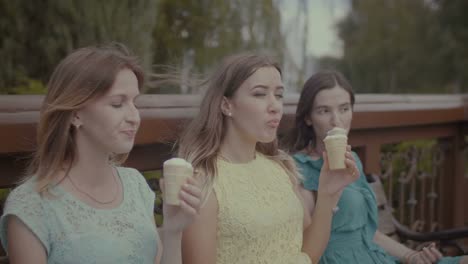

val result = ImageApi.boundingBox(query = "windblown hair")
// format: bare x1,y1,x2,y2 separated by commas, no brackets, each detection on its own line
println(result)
27,43,144,194
177,53,301,200
281,70,355,153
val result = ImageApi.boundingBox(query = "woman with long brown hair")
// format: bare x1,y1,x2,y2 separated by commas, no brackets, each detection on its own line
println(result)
178,53,360,264
0,43,201,264
283,70,467,264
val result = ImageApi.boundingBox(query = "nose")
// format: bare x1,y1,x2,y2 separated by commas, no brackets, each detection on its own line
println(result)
330,110,343,128
127,103,141,125
268,93,283,114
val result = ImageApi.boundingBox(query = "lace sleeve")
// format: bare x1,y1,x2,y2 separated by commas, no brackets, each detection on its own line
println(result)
0,181,50,254
125,168,156,220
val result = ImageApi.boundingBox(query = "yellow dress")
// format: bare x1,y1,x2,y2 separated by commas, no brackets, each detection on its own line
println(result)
213,153,311,264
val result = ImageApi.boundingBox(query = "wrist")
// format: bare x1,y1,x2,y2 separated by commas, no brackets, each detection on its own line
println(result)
160,225,184,238
317,189,342,205
403,250,418,263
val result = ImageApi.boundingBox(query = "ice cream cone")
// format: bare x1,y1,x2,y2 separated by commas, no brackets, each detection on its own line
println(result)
163,158,193,205
323,127,348,170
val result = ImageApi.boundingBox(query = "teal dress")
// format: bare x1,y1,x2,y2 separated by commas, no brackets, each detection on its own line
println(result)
0,167,159,264
294,152,462,264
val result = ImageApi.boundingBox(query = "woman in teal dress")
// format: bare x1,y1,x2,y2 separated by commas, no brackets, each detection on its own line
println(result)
0,44,202,264
282,70,467,264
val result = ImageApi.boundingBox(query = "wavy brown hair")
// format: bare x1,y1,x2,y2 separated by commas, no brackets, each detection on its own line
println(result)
28,43,144,194
282,70,355,153
177,53,301,199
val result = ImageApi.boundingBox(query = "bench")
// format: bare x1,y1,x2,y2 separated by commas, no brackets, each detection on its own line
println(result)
368,174,468,256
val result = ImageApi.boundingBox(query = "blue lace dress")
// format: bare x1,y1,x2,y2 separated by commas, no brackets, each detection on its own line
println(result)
294,152,462,264
0,167,159,264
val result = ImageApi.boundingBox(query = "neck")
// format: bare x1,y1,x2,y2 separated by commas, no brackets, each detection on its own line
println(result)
220,125,257,163
308,140,326,159
69,136,114,187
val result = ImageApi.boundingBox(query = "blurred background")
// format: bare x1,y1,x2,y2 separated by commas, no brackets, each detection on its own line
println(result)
0,0,467,253
1,0,467,95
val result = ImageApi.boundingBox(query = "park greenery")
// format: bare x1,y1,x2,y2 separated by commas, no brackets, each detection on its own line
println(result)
1,0,467,94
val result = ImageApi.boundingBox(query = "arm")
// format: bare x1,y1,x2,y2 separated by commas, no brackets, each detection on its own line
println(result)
158,177,202,264
374,230,413,260
181,190,218,264
374,231,444,264
301,186,341,263
301,147,360,262
7,215,47,264
159,227,184,264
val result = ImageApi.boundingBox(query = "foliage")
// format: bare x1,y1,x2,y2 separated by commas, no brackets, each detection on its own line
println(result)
0,0,158,94
142,170,163,226
318,0,468,94
148,0,284,93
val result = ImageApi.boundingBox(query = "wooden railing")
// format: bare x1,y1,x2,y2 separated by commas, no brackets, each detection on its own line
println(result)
1,94,467,230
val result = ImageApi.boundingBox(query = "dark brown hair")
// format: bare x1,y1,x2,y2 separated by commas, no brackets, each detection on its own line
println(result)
282,70,355,153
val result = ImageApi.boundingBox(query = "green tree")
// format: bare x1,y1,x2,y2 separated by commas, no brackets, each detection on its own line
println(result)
319,0,463,94
435,0,468,93
149,0,284,93
0,0,158,94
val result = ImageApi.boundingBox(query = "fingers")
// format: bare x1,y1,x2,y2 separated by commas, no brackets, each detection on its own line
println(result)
179,177,202,213
421,247,437,263
159,178,165,194
427,243,443,260
344,153,359,180
322,151,329,170
179,198,198,217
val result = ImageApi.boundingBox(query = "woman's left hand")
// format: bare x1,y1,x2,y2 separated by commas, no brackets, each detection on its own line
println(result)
405,243,443,264
318,145,360,196
160,177,202,232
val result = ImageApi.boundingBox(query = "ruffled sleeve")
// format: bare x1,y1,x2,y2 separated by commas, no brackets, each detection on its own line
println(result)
293,153,321,191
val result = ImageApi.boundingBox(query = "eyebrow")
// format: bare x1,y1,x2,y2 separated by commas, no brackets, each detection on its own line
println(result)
314,102,351,109
251,85,285,91
108,93,140,100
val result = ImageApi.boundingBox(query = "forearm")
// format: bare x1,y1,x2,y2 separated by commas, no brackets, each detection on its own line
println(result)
159,226,183,264
374,230,414,262
302,191,340,263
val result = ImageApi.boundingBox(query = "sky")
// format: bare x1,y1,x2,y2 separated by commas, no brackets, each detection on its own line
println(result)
278,0,350,90
280,0,350,58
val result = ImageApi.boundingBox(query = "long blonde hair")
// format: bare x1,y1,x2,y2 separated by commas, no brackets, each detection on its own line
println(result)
28,43,144,194
177,53,301,199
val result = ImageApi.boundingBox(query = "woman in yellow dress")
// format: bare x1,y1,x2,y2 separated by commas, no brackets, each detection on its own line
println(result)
177,53,360,264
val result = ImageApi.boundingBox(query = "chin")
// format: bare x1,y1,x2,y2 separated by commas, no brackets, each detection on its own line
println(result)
112,143,134,154
258,135,277,144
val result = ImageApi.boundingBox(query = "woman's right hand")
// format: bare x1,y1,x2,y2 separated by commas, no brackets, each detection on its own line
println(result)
318,145,360,196
160,177,202,233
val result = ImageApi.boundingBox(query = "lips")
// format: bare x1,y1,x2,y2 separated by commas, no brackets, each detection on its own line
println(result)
267,119,280,128
121,130,137,138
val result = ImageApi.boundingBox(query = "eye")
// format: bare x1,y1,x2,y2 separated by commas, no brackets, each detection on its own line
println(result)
317,108,328,114
111,102,123,108
341,106,350,112
275,93,284,99
253,92,267,97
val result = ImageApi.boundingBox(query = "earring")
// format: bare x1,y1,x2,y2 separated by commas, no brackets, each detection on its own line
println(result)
74,123,81,129
228,112,232,117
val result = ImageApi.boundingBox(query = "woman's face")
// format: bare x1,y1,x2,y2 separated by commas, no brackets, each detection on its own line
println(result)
223,66,284,144
306,85,353,143
73,68,141,155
